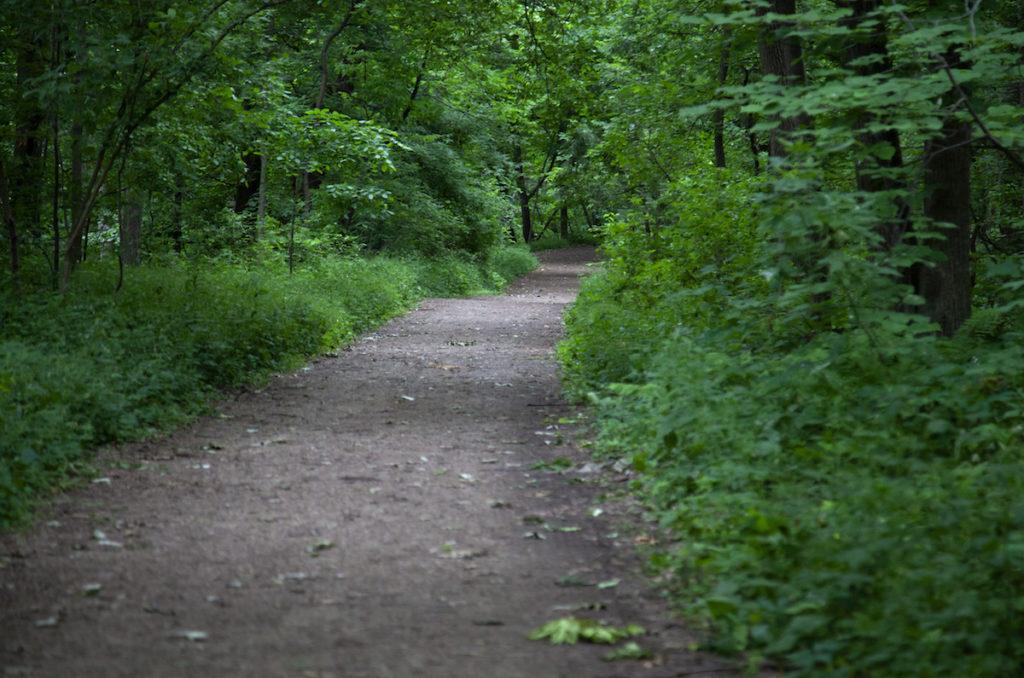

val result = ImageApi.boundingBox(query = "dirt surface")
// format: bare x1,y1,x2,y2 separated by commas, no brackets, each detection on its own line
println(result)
1,248,736,678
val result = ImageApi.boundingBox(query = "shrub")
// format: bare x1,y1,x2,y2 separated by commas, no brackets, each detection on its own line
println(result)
559,168,1024,675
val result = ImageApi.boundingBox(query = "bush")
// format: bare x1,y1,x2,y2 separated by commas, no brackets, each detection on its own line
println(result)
0,246,536,526
559,169,1024,675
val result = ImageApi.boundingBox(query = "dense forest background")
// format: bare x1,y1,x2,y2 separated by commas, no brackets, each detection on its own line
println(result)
2,0,1023,674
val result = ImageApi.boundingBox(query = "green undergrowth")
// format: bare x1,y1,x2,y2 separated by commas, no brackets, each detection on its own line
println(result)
0,246,537,526
559,171,1024,675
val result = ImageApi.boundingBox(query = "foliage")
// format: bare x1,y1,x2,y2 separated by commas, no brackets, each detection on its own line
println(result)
559,1,1024,673
528,617,645,645
562,160,1024,676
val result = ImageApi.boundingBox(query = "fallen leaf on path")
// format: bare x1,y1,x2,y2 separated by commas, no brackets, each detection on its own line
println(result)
488,500,512,509
92,530,123,549
33,617,59,628
597,578,621,589
171,630,208,642
528,617,645,645
91,477,112,485
603,641,653,661
307,539,335,557
459,473,475,483
81,583,102,597
523,531,546,540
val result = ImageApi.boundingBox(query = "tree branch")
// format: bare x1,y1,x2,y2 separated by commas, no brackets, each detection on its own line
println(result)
890,1,1024,172
317,0,363,109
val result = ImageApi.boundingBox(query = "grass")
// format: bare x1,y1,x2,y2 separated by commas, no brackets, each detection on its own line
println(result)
0,246,537,527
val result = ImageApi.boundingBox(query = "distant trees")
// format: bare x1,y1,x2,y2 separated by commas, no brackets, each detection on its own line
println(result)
581,0,1023,336
0,0,602,293
3,0,1019,338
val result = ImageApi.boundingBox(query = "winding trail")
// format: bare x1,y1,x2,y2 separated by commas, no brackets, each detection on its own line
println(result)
1,248,734,678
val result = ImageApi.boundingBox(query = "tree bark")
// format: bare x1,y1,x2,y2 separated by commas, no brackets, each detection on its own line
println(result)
757,0,811,157
915,45,973,336
171,170,185,253
838,0,909,251
11,36,47,246
256,155,268,240
0,159,17,281
559,203,570,239
401,54,428,123
234,153,262,213
66,118,86,265
513,142,534,242
739,67,762,174
713,29,731,168
119,189,143,268
51,107,61,290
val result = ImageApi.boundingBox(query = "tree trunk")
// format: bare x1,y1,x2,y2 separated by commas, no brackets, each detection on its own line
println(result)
401,55,428,123
757,0,811,158
914,46,973,336
66,118,86,265
51,108,61,290
581,202,597,230
171,170,184,253
256,155,268,240
119,190,143,267
234,153,262,213
513,142,534,243
838,0,909,250
11,37,47,246
713,29,731,168
559,203,570,239
0,159,17,281
740,67,762,174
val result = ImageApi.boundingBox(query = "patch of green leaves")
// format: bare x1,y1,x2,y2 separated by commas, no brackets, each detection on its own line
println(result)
528,617,645,645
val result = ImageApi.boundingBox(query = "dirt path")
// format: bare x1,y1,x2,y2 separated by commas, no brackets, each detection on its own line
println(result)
1,248,735,678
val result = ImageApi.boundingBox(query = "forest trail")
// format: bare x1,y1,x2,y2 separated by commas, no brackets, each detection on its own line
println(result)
1,248,733,678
